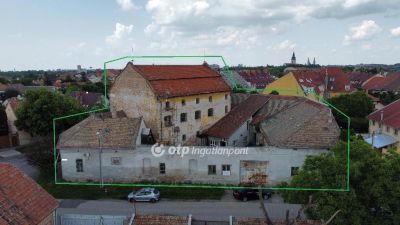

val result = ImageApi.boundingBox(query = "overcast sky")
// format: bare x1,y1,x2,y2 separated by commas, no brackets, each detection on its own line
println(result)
1,0,400,70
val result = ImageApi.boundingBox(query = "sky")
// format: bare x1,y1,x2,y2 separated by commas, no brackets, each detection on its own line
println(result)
1,0,400,70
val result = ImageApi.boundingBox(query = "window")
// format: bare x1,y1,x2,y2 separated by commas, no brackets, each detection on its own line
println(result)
395,129,398,136
182,134,186,141
76,159,83,172
372,121,375,126
195,110,201,120
111,157,121,165
291,167,299,176
209,96,213,102
225,94,228,100
225,105,228,114
159,163,166,174
181,99,186,106
196,98,200,104
164,116,172,127
208,165,216,175
210,139,217,146
180,113,187,122
208,108,214,117
222,164,231,176
386,126,390,132
165,101,170,109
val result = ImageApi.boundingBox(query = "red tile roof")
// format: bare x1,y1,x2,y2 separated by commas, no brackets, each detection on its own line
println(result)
203,95,270,138
238,71,275,89
130,63,230,98
291,67,355,94
347,72,374,89
362,75,385,90
367,99,400,129
0,163,58,224
0,83,7,92
70,91,102,107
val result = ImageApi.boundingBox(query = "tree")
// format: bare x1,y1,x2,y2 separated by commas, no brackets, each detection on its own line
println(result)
0,106,8,135
15,89,85,137
280,139,400,225
4,88,21,100
327,91,374,133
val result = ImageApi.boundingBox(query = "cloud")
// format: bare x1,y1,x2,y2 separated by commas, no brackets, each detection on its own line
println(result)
66,42,87,57
343,20,381,44
105,23,134,46
361,43,372,50
274,40,297,51
116,0,137,11
390,26,400,37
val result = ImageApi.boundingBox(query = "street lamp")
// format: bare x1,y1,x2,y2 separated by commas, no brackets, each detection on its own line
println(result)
96,128,110,189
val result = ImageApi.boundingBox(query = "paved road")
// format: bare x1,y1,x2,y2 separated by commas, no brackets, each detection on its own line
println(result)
0,149,38,180
57,197,302,221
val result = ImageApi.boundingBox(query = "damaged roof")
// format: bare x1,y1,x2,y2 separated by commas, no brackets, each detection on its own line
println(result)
125,62,231,98
57,113,142,149
203,95,270,139
255,95,340,149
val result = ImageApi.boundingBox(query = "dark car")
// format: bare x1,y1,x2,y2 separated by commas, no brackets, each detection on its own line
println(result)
233,188,272,201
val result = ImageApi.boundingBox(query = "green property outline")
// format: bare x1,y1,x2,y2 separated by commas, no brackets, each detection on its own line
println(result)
53,55,350,192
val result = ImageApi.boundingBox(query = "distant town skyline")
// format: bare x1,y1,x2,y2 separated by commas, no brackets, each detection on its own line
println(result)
1,0,400,70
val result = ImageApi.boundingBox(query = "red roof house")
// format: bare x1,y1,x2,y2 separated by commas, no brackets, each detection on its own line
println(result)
0,163,58,225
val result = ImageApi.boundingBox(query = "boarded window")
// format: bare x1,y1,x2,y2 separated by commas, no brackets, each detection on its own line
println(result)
111,157,121,165
159,163,166,174
76,159,83,172
208,165,216,175
164,116,172,127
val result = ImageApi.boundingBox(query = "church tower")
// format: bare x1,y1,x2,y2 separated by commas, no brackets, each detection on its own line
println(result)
291,52,296,64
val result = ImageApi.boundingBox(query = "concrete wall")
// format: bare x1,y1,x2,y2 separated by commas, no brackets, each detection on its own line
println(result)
60,146,327,185
5,103,33,146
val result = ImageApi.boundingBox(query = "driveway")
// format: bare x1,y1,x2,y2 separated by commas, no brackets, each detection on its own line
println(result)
0,148,39,180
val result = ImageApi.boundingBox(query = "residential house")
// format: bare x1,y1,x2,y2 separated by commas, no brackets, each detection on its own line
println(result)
251,95,340,149
238,70,275,89
0,163,59,225
4,97,34,145
87,73,102,83
365,99,400,152
362,72,400,93
59,95,339,185
96,69,121,83
361,74,385,91
58,113,153,182
70,91,102,108
347,71,374,89
264,67,355,100
201,95,270,146
109,62,231,145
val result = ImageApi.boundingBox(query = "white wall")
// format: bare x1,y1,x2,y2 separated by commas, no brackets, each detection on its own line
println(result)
60,146,327,185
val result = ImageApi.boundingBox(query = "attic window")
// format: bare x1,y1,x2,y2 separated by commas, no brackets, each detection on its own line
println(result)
182,99,186,106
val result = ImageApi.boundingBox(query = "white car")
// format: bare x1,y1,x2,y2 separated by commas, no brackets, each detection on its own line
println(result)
127,188,160,203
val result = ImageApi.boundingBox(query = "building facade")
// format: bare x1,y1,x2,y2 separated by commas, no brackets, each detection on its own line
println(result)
109,62,231,145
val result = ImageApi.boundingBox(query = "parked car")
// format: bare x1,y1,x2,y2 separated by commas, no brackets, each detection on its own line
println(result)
233,188,272,201
128,188,160,203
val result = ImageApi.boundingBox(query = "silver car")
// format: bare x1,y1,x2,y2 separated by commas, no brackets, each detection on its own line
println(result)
128,188,160,203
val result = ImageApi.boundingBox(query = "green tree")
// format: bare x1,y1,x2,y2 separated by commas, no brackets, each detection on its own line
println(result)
15,89,85,137
281,139,400,225
4,88,21,100
0,106,8,135
327,91,374,133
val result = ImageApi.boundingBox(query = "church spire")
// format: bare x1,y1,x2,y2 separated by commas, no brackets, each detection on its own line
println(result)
291,52,296,64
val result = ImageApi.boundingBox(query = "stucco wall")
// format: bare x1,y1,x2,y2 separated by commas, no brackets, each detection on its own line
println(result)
109,63,231,145
369,120,400,150
5,103,33,146
60,146,327,185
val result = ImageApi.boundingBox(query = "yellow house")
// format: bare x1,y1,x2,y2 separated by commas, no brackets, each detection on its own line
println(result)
264,68,354,100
